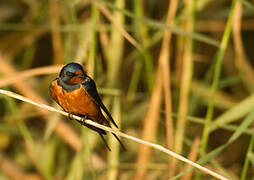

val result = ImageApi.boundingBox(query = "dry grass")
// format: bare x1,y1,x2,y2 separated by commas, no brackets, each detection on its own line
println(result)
0,1,254,180
0,89,228,180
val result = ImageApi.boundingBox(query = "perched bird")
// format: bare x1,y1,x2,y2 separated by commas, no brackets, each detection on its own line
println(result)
49,62,126,151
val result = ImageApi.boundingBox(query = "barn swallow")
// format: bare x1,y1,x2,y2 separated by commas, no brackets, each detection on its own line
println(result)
49,62,126,151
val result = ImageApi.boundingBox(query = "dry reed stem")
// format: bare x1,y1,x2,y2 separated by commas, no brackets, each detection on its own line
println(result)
94,2,142,50
232,1,254,90
0,65,61,87
158,0,179,177
160,0,178,146
49,0,63,64
102,0,125,87
0,152,43,180
174,0,194,163
0,56,82,152
99,20,110,59
0,152,26,180
0,57,105,168
181,137,200,180
135,70,163,180
0,89,228,180
96,1,126,177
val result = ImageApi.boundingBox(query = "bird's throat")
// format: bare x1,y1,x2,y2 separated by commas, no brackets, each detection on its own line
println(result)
57,78,80,92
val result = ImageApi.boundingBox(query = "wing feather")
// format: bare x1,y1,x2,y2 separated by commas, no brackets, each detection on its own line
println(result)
82,77,118,128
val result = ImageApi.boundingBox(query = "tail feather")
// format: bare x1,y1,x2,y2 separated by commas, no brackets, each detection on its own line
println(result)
76,112,127,151
99,133,111,151
112,133,127,151
100,111,126,151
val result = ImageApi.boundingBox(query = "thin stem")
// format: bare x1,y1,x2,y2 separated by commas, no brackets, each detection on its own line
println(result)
240,135,254,180
200,0,238,155
0,89,228,180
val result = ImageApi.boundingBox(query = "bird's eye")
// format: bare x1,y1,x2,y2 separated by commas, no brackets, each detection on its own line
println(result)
66,71,75,77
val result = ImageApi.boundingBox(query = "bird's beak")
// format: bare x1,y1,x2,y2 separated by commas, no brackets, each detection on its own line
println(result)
78,74,86,78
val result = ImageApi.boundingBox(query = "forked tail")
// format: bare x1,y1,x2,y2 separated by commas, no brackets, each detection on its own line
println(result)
99,111,127,151
76,113,126,151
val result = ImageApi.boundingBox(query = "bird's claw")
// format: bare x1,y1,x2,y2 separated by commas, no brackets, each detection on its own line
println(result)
68,113,74,120
80,114,88,123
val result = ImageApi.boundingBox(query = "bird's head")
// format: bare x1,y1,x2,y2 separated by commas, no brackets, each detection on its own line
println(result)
59,62,87,84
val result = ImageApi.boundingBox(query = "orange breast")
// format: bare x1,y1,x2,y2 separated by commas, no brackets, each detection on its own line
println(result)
50,80,99,118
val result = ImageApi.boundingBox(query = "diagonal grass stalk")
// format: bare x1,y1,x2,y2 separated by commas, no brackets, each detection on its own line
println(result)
0,89,228,180
200,0,238,156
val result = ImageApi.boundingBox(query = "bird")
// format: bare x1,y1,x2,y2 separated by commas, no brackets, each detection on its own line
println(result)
49,62,126,151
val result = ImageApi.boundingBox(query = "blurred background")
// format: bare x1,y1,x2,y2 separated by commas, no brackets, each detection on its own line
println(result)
0,0,254,179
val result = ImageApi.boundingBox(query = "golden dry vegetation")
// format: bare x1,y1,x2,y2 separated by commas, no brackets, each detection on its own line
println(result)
0,0,254,180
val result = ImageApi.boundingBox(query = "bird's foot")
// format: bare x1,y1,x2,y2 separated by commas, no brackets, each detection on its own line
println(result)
80,114,88,125
68,113,75,120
